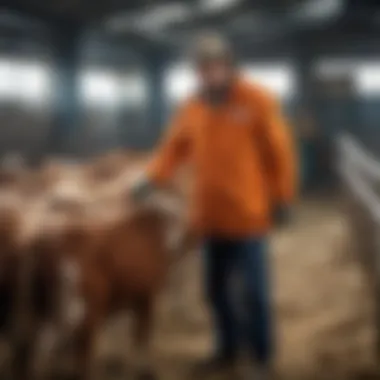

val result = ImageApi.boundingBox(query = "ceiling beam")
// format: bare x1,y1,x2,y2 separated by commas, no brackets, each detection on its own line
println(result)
1,1,81,29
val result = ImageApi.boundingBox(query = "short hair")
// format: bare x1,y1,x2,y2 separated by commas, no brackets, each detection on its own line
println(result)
188,31,233,64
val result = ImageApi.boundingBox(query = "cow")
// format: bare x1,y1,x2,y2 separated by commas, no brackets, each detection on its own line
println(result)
0,153,193,380
0,157,188,379
0,188,58,380
0,159,89,380
22,187,189,380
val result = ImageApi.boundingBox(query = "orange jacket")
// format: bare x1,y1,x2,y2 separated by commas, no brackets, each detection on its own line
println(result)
148,78,297,237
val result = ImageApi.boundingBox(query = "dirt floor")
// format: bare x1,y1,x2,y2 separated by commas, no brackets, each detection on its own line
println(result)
98,198,379,380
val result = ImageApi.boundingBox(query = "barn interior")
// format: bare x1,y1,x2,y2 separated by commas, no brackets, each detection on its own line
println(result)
1,0,380,379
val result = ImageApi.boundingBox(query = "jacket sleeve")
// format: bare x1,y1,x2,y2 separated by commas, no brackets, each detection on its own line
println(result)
256,92,298,205
148,105,192,185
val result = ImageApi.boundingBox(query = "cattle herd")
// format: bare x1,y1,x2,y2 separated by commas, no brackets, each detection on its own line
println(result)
0,150,192,380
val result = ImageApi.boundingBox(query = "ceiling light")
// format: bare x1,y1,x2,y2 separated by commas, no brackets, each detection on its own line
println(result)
200,0,243,13
293,0,343,22
107,3,192,33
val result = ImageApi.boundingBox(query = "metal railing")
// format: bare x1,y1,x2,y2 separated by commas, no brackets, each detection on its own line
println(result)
338,134,380,221
337,132,380,355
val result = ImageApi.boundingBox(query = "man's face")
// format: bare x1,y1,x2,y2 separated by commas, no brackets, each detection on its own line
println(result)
196,59,232,91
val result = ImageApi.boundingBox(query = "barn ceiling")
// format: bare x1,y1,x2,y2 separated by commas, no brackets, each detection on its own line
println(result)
0,0,308,28
0,0,380,57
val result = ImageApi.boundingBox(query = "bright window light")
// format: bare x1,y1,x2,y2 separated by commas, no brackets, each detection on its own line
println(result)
315,59,380,96
80,71,120,106
165,62,295,101
0,58,50,103
16,63,51,102
164,63,197,102
0,59,15,99
242,64,296,98
355,63,380,96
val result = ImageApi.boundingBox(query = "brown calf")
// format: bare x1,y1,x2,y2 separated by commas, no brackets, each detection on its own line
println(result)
25,192,188,380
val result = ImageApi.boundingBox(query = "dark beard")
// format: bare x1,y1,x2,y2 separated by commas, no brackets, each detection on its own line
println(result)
201,81,233,106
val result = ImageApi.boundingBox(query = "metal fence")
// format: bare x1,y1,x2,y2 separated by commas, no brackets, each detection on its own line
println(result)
338,133,380,355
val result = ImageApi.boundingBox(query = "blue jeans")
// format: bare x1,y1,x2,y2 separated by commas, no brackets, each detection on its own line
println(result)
204,236,273,364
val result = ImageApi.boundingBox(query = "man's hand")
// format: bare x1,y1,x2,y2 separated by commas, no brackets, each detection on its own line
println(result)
273,205,292,227
129,177,156,203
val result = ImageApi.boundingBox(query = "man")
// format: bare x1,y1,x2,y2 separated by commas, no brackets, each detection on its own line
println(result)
131,32,297,379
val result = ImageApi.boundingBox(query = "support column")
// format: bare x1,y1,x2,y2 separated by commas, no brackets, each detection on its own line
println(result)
145,54,167,149
46,25,82,156
293,47,324,191
294,48,317,120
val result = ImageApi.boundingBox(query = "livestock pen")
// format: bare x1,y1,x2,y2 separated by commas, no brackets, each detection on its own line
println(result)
0,149,376,380
1,0,380,379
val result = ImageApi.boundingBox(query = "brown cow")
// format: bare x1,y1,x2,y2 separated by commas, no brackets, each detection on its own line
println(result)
26,192,187,380
0,159,91,380
0,190,60,380
0,154,192,380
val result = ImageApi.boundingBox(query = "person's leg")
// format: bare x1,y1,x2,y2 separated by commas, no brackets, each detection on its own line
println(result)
191,238,239,376
236,237,273,367
201,238,240,365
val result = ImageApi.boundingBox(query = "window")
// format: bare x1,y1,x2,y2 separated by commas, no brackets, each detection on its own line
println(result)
314,58,380,97
0,58,51,103
80,70,149,108
164,62,197,103
242,64,296,99
79,70,120,107
355,63,380,96
164,61,296,103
